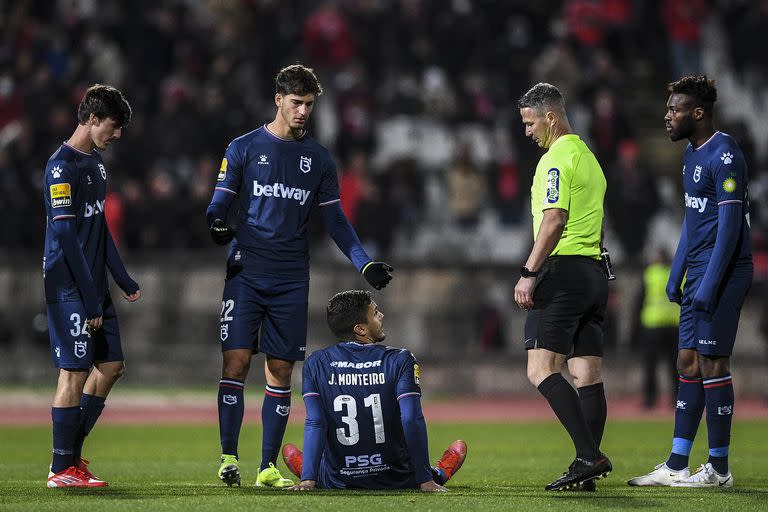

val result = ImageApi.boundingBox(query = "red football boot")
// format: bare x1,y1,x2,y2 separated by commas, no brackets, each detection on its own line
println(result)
47,466,108,488
436,440,467,481
281,443,303,479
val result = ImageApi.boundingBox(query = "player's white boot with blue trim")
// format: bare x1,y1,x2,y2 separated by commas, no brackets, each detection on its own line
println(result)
671,463,733,488
627,462,690,486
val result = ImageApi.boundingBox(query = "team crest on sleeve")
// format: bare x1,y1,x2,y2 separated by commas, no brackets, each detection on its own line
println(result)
723,178,737,193
413,363,420,385
98,163,106,180
546,168,560,204
299,156,312,173
50,183,72,208
218,158,227,181
693,165,702,183
721,152,734,165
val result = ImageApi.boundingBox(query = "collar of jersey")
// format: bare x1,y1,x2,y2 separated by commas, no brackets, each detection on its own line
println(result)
549,133,579,150
691,131,721,152
341,341,376,348
63,141,96,156
262,124,306,142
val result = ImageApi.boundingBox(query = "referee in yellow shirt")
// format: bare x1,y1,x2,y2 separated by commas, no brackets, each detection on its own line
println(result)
515,83,612,491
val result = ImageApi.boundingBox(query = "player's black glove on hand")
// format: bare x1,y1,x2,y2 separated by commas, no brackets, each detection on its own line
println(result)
362,261,394,290
210,219,236,245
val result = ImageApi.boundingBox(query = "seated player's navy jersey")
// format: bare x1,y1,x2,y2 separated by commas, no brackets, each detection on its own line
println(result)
683,132,751,272
302,342,422,489
215,126,340,278
43,143,108,303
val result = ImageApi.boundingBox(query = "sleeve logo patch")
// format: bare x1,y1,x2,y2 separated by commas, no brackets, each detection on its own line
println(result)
50,183,71,208
413,363,420,385
546,168,560,204
217,158,227,181
723,177,737,193
721,152,733,165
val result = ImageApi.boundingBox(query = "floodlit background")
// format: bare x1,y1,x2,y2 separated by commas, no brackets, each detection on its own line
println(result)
1,0,767,401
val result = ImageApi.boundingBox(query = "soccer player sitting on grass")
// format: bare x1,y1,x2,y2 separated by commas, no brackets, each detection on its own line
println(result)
281,290,467,491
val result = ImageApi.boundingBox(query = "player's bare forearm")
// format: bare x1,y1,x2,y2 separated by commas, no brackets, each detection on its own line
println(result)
525,208,567,271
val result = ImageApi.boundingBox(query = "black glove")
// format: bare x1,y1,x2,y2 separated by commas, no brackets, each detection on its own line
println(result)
362,261,394,290
210,219,236,245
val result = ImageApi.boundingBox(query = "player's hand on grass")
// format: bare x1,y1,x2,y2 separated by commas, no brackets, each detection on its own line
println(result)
288,480,316,491
419,480,448,492
123,289,141,302
362,261,393,290
210,219,236,245
86,315,103,332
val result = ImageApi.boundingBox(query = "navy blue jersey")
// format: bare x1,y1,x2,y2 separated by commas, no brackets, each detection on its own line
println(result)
302,342,422,489
682,132,751,272
43,143,108,303
215,126,340,278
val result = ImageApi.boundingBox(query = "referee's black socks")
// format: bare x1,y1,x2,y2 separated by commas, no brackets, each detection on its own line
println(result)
537,373,600,460
578,382,607,448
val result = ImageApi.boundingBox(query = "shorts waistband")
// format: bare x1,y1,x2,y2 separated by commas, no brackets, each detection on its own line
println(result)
546,255,601,264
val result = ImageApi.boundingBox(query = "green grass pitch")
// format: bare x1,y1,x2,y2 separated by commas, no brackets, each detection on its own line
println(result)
1,420,767,511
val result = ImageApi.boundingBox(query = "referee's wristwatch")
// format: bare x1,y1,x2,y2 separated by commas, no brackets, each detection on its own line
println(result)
520,266,539,278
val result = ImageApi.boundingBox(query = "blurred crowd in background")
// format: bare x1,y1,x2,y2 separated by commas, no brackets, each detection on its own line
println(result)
2,0,768,264
2,0,768,393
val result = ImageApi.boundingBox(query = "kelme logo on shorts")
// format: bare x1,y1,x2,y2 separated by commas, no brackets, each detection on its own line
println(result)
546,168,560,204
253,180,311,205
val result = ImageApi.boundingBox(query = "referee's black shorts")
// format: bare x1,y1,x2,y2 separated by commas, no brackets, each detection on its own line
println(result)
524,255,608,357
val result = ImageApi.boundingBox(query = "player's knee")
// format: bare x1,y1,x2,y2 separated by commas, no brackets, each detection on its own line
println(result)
223,358,250,380
526,366,549,387
108,362,126,383
59,368,88,388
676,351,699,376
699,355,729,377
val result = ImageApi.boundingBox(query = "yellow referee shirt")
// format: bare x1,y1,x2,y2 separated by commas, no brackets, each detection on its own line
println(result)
531,134,606,259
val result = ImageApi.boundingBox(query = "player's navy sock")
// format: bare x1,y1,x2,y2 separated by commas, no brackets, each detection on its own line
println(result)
704,374,733,475
73,393,106,462
578,382,607,447
51,406,81,473
218,378,245,457
537,373,600,460
260,385,291,471
666,375,704,471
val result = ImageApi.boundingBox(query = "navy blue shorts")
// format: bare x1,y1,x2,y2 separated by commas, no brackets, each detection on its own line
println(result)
678,268,752,357
219,267,309,361
47,296,123,369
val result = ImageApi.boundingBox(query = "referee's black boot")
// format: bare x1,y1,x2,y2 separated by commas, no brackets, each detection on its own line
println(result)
545,453,612,491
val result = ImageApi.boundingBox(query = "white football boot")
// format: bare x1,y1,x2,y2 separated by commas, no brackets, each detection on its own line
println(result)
627,462,690,486
671,463,733,488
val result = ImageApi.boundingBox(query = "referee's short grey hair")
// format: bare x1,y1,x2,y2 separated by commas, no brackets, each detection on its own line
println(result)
518,83,565,112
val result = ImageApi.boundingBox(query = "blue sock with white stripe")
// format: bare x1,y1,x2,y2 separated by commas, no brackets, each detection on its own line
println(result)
704,374,733,474
666,375,705,471
261,385,291,471
51,406,81,473
218,378,245,457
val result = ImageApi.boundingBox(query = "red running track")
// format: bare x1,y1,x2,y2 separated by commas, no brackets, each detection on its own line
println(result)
2,396,766,425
